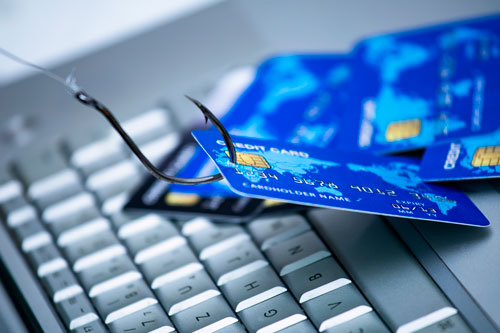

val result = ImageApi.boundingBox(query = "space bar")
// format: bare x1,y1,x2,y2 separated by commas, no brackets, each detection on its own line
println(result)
307,209,470,332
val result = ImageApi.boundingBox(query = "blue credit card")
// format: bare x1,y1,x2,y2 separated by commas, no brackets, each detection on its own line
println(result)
343,14,500,154
193,130,490,227
169,54,351,196
419,128,500,181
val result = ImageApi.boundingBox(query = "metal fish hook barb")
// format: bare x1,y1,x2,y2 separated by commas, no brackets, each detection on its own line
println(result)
74,91,237,185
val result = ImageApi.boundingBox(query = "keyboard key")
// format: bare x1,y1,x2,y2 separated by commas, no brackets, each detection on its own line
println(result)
283,256,350,303
265,230,331,276
140,245,202,289
108,108,174,146
48,206,101,239
155,269,220,315
397,308,471,333
92,279,158,324
171,295,239,333
221,265,287,312
107,303,175,333
214,322,247,333
12,217,52,252
138,132,180,165
180,217,214,236
78,255,141,297
248,214,310,250
62,230,125,271
33,181,84,212
238,292,307,333
56,216,110,247
65,130,126,176
41,268,83,302
56,292,100,330
102,192,130,216
42,192,97,224
302,283,372,332
204,240,268,285
26,243,67,277
0,171,22,204
189,225,250,260
307,209,463,332
278,320,317,333
86,160,141,201
118,215,183,263
15,148,81,201
70,319,108,333
0,195,36,227
323,311,389,333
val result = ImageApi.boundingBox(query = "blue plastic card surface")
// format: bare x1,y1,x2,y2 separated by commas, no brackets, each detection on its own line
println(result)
419,128,500,181
169,54,350,197
344,15,500,154
193,130,490,226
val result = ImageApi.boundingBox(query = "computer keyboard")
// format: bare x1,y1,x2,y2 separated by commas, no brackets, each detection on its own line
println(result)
0,105,471,332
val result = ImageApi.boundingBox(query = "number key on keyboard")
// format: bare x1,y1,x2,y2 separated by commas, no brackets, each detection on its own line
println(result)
56,292,100,330
70,319,108,333
265,230,331,276
107,303,175,333
92,279,158,324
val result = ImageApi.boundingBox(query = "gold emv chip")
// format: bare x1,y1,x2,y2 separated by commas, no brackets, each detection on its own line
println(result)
165,193,200,206
225,151,270,168
471,145,500,167
385,119,421,142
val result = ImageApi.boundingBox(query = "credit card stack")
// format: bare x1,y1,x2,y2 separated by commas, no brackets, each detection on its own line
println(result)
127,14,500,227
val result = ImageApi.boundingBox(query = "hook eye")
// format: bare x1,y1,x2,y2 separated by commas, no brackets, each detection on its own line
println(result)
74,91,237,185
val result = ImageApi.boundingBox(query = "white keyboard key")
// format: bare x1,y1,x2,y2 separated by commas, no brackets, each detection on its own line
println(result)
140,245,202,289
41,268,83,302
278,320,317,333
42,192,96,224
323,311,389,333
302,283,372,332
102,192,130,216
92,279,157,324
57,216,110,247
107,303,175,333
56,292,99,330
86,160,139,191
248,215,310,250
0,195,36,227
62,230,125,271
214,322,247,333
70,319,107,333
283,256,350,303
204,240,268,285
47,206,101,239
171,295,239,333
26,243,67,277
221,266,287,312
265,231,331,276
155,269,220,315
0,172,22,203
189,225,250,260
15,148,81,200
238,292,307,333
108,108,174,145
119,215,182,263
180,217,214,236
138,132,180,165
397,308,470,333
12,218,52,252
78,255,141,297
65,129,127,175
